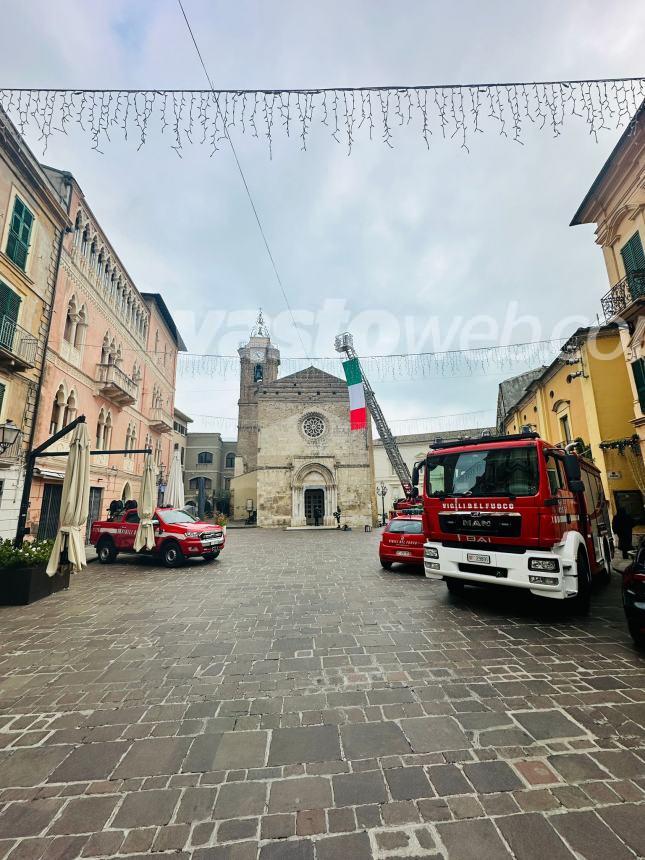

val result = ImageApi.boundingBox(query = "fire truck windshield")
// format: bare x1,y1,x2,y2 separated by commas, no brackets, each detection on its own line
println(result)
426,445,539,498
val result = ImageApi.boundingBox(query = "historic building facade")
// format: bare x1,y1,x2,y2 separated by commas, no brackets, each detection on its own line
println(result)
172,407,192,470
231,321,376,528
570,102,645,508
184,431,236,513
28,168,185,540
0,109,69,540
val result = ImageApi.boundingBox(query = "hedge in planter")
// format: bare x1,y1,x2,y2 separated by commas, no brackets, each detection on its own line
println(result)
0,540,69,606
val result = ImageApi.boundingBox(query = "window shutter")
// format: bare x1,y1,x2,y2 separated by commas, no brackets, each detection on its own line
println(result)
6,197,33,271
632,358,645,413
0,381,5,413
0,280,21,325
621,232,645,274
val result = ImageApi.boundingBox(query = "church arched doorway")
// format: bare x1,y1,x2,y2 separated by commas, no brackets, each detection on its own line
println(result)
304,488,325,525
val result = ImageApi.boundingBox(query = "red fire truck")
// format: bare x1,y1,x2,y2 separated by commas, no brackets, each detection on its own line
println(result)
414,431,613,612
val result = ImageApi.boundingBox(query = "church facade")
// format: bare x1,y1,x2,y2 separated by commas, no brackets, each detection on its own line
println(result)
231,319,376,528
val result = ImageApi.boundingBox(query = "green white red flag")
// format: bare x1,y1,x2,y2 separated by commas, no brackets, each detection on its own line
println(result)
342,357,367,430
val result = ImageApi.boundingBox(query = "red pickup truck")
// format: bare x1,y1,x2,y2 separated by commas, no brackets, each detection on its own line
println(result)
90,506,226,567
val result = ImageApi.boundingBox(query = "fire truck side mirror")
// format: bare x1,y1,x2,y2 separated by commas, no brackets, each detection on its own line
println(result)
563,454,584,493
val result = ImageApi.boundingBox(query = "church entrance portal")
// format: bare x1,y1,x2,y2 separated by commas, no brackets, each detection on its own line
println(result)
304,488,325,525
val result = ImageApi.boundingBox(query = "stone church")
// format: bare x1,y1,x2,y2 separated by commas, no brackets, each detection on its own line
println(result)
230,318,376,528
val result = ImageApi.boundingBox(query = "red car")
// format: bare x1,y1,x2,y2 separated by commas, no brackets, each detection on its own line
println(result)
90,506,225,567
379,515,425,569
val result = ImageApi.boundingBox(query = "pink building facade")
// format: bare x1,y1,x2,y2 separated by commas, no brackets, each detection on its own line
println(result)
28,168,185,540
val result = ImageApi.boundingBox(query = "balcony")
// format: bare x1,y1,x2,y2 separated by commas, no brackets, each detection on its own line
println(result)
601,270,645,322
149,406,173,433
0,315,37,370
0,431,23,469
95,363,138,406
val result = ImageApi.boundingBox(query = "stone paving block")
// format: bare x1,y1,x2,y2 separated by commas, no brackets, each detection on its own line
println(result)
269,778,332,813
590,749,645,778
547,752,608,782
0,798,65,838
259,840,314,859
427,764,472,796
47,795,117,835
112,789,180,828
49,742,131,782
80,829,125,857
514,759,560,786
463,761,523,793
193,842,258,860
112,736,192,777
332,770,388,805
400,716,469,753
496,813,574,859
175,786,218,822
268,725,341,766
437,818,513,860
262,813,296,839
551,810,635,860
0,747,72,788
511,710,587,741
315,832,372,860
385,766,435,799
214,781,267,818
599,804,645,856
340,721,411,759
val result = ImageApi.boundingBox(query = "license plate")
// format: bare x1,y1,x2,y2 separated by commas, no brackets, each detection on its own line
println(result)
396,550,412,556
467,552,490,564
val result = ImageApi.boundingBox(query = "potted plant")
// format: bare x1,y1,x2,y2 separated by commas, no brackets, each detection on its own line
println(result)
0,539,68,606
215,513,228,535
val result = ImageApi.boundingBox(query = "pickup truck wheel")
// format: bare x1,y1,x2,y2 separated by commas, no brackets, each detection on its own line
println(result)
96,538,117,564
446,577,465,595
380,559,392,570
203,551,220,562
162,541,184,568
571,550,591,614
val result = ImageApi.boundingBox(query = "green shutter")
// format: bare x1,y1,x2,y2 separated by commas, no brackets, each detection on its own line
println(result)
621,232,645,274
0,281,21,352
6,197,33,271
0,381,5,414
632,358,645,413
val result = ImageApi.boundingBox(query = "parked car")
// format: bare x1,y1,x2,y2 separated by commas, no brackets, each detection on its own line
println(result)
379,515,425,569
90,506,225,567
622,538,645,647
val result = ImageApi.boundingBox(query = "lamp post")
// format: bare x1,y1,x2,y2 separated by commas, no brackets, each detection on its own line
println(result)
0,419,21,455
376,482,388,526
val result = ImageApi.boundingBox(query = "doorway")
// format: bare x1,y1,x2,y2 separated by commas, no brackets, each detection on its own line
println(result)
37,483,62,541
304,488,324,525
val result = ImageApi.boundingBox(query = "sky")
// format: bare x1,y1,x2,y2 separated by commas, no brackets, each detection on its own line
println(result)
1,0,644,439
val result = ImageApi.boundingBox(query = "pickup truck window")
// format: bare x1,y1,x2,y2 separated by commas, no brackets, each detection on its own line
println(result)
159,509,198,525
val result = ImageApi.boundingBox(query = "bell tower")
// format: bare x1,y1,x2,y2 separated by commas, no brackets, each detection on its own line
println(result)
236,310,280,472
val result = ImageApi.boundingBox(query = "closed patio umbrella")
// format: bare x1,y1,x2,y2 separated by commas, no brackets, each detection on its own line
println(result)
134,453,156,551
46,421,90,576
165,448,185,508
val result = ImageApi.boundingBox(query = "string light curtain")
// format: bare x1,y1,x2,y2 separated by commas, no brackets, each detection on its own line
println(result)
1,79,643,156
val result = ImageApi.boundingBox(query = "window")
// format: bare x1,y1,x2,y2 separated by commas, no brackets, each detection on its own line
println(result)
426,446,539,498
188,477,212,490
0,479,4,505
49,385,76,434
621,231,645,300
0,381,4,414
632,358,645,413
302,413,325,438
6,197,34,271
387,519,423,534
614,490,645,526
96,409,112,450
0,281,21,352
546,454,566,495
197,451,213,464
225,452,235,468
559,414,572,444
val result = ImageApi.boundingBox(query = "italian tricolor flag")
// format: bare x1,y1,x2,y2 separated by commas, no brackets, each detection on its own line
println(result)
343,357,367,430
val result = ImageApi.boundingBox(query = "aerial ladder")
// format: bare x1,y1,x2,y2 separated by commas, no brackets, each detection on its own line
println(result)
334,332,417,507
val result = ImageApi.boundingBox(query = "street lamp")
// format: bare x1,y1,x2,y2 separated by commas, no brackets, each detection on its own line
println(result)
0,419,21,454
376,482,388,526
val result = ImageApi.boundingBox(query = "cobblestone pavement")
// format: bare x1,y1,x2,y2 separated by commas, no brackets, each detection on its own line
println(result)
1,529,644,860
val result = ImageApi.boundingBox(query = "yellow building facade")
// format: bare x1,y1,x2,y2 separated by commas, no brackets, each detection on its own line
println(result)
502,326,644,527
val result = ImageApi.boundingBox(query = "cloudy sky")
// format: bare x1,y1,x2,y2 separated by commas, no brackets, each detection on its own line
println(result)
2,1,644,438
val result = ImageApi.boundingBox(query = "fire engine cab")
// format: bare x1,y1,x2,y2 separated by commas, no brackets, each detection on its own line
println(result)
415,432,612,612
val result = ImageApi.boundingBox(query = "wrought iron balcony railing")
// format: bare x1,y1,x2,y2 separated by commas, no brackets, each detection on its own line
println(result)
0,315,38,369
601,270,645,321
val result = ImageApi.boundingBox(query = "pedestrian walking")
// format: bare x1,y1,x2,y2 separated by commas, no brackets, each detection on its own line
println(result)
333,507,341,528
612,506,634,560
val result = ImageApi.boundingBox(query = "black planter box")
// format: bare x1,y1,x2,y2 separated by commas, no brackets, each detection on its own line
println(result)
0,565,70,606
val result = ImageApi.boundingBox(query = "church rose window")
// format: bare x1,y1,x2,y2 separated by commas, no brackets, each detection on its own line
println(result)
302,414,325,438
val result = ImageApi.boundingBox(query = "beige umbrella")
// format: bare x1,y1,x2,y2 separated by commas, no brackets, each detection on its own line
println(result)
165,448,184,508
46,421,90,576
134,452,156,551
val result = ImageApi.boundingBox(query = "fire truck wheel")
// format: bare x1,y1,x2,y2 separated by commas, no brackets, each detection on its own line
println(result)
571,550,591,614
380,559,392,570
203,551,220,562
446,577,465,596
161,541,184,568
96,538,117,564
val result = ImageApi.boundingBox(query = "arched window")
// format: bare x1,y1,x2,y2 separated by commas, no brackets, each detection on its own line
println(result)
80,225,89,257
189,477,212,490
63,296,78,343
225,453,235,469
197,451,213,465
74,305,87,349
49,384,67,434
96,408,106,449
154,438,162,466
125,422,137,453
64,390,77,425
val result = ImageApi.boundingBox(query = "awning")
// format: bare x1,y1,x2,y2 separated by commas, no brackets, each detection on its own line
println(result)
34,467,65,480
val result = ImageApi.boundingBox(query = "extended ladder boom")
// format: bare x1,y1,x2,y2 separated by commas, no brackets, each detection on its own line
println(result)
335,332,413,493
